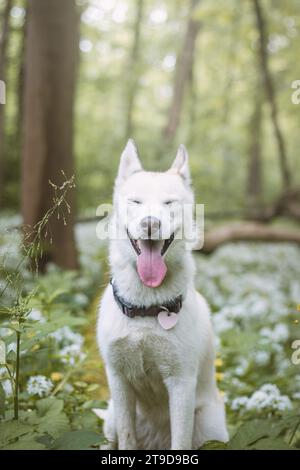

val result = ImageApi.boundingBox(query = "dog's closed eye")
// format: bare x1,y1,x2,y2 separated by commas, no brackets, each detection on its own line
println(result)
129,199,142,205
163,200,178,205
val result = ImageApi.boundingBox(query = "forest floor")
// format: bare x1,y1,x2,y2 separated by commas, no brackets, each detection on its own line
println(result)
0,216,300,449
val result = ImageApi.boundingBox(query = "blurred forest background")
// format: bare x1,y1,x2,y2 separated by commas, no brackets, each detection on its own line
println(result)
0,0,300,269
0,0,300,450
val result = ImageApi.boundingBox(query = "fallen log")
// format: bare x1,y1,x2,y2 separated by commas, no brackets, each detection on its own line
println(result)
200,222,300,254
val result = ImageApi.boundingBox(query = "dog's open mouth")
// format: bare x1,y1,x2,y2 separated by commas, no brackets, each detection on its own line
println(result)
127,231,175,256
127,230,175,288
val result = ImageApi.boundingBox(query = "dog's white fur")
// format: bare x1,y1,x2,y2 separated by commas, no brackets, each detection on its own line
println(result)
97,140,228,450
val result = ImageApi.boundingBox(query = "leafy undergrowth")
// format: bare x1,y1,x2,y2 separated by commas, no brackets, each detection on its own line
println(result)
1,216,300,450
0,218,109,450
196,242,300,450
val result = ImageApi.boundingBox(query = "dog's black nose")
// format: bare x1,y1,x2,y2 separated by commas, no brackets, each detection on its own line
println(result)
141,216,161,238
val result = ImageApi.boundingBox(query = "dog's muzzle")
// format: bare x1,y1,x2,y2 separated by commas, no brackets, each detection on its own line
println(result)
126,229,175,257
126,222,175,288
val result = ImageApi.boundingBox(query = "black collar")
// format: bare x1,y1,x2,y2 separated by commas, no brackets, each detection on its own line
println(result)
110,279,183,318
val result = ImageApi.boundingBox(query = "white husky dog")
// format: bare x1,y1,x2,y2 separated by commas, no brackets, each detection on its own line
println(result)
96,140,228,450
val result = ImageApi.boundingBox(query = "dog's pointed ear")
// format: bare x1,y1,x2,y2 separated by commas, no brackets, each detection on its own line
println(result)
117,139,142,182
169,144,190,183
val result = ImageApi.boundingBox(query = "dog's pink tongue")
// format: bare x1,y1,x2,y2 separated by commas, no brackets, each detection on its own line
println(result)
137,240,167,288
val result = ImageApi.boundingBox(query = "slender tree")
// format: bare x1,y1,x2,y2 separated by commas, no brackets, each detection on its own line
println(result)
124,0,144,140
21,0,79,270
220,8,242,198
252,0,291,188
15,6,27,152
247,89,263,213
163,0,201,143
0,0,12,206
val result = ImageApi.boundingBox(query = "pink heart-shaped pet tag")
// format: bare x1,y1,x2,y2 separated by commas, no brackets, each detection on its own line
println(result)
157,311,178,330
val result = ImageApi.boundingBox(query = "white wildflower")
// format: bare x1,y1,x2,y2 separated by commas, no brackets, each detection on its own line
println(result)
295,375,300,385
63,383,74,393
222,392,229,404
27,309,45,323
73,293,89,307
228,377,247,390
212,312,234,333
276,395,293,411
50,326,84,347
231,396,249,411
7,342,17,354
58,343,86,366
260,384,281,395
276,358,291,374
230,384,292,414
271,343,284,354
0,328,13,338
253,350,270,366
260,324,289,343
2,379,13,396
246,384,292,412
235,358,249,377
0,367,13,396
247,390,270,410
27,375,53,397
273,324,290,342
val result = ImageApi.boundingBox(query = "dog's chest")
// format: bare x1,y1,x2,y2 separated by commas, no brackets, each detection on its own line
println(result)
108,328,181,385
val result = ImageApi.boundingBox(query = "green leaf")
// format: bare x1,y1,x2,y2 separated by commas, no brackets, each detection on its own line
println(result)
86,384,100,393
48,288,71,303
271,413,300,438
21,316,86,351
36,434,55,449
228,420,271,450
35,397,69,438
0,421,32,448
200,440,229,450
6,350,16,362
82,399,107,410
51,430,103,450
249,438,293,450
37,413,69,439
74,381,88,389
3,439,46,450
36,397,64,417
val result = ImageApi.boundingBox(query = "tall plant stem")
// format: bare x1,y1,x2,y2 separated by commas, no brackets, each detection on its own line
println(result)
289,417,300,446
14,331,21,420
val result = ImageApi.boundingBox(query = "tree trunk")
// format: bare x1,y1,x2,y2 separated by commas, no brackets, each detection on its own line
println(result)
16,7,27,155
252,0,291,188
186,49,197,146
0,0,12,207
220,9,242,198
124,0,144,140
163,0,201,143
246,90,263,214
21,0,79,271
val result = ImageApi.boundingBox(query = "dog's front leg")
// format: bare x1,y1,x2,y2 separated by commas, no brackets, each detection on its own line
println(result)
107,368,137,450
165,376,196,450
